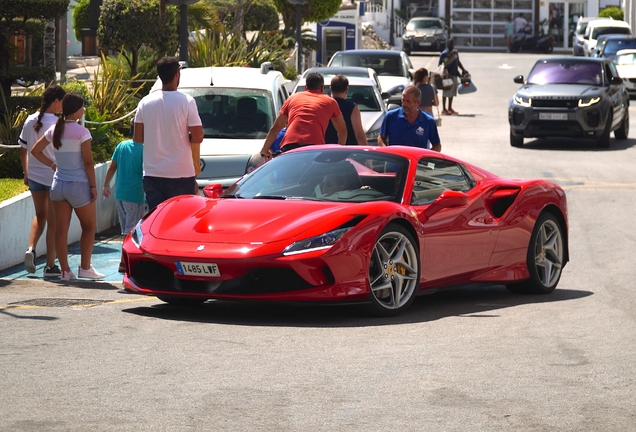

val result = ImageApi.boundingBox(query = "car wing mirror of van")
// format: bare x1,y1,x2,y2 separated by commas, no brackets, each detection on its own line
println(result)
513,75,525,84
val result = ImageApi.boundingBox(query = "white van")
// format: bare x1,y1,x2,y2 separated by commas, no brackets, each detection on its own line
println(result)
583,19,632,57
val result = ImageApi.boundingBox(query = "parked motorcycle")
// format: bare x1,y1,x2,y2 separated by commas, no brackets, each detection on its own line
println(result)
510,26,554,53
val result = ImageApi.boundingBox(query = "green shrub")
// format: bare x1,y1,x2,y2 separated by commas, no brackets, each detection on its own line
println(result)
72,0,90,40
0,151,23,179
245,0,280,32
599,7,624,20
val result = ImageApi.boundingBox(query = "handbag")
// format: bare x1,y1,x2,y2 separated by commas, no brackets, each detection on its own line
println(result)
458,78,477,95
432,64,454,90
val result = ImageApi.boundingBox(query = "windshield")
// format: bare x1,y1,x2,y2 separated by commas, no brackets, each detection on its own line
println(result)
616,52,636,65
604,39,636,56
407,20,443,30
527,61,603,85
592,26,631,39
224,149,408,203
180,88,274,139
294,85,382,111
332,54,405,77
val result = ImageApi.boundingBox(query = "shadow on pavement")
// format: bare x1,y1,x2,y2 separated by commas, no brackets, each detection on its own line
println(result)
121,286,592,328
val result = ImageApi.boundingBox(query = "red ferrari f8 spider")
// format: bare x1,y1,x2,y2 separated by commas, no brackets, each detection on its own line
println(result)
122,146,568,316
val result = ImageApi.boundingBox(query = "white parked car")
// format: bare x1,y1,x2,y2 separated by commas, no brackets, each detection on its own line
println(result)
327,49,414,105
614,49,636,97
150,63,289,188
582,19,632,57
291,75,390,145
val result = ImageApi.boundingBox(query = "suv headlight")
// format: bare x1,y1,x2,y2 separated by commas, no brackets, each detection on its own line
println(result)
579,96,601,107
514,95,532,107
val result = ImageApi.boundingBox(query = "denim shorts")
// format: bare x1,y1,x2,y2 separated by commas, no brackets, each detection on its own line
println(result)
50,179,92,208
28,178,51,192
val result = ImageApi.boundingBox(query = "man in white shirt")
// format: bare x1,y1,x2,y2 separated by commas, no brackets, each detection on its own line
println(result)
514,13,528,33
134,57,203,209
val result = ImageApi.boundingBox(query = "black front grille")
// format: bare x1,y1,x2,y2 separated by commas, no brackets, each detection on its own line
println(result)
130,260,314,295
526,120,584,136
532,99,578,108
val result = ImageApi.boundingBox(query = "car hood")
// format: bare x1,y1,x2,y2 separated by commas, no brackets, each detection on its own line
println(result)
360,111,384,132
377,76,410,92
515,84,604,98
148,196,364,244
201,137,263,156
406,28,445,36
616,64,636,78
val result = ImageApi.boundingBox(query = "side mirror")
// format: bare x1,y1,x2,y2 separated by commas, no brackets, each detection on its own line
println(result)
422,190,468,221
202,184,223,198
381,91,390,100
513,75,525,84
610,76,623,86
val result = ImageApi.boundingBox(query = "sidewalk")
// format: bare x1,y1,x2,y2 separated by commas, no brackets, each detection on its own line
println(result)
0,225,126,283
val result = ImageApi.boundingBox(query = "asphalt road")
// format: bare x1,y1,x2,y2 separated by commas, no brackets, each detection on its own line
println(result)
1,52,636,431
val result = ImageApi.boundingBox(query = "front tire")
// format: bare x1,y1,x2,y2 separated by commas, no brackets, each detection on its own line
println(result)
597,113,612,148
510,131,524,147
367,224,420,317
506,213,564,294
615,109,629,140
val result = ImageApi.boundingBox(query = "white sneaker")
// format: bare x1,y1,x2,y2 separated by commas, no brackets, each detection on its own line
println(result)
24,247,36,273
60,269,77,281
78,265,105,280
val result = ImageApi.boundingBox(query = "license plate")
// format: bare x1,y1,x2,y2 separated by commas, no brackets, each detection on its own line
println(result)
419,42,432,46
539,113,568,120
175,261,221,277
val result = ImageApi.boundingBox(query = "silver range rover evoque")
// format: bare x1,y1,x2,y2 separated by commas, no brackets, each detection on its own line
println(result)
508,57,630,148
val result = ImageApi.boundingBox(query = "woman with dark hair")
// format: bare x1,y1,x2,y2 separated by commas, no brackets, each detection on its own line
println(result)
18,84,66,277
31,93,104,281
413,68,438,115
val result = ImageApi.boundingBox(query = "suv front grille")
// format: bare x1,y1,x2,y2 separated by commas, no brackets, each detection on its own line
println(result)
532,98,578,108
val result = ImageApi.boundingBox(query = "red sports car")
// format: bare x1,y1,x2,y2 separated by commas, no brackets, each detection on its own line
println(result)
122,145,568,316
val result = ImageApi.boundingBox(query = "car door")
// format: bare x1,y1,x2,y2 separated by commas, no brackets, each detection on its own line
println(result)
604,61,625,127
409,157,498,284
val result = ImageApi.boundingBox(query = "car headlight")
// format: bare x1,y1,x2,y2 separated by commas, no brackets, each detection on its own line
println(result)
366,128,380,142
579,96,601,107
513,95,532,107
246,152,267,174
131,219,144,248
282,227,352,256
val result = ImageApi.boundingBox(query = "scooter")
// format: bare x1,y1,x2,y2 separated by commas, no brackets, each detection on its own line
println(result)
510,26,554,53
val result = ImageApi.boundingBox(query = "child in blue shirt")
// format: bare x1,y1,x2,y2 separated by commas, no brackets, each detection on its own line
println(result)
102,121,146,273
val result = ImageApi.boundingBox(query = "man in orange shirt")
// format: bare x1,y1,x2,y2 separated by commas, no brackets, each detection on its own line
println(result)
260,72,347,158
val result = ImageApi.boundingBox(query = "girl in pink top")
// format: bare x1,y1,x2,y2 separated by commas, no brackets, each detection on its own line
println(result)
31,93,105,281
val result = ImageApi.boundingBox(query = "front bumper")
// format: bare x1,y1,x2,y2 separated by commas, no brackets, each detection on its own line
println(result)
508,102,608,139
122,236,369,302
404,37,446,52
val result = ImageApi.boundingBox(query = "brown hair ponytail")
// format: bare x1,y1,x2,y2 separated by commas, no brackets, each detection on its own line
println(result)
52,93,84,150
34,84,66,133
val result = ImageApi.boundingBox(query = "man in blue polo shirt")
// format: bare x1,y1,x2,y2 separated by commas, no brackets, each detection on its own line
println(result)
378,85,441,152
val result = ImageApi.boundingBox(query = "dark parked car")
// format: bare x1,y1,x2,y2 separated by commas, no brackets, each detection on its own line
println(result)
402,17,449,54
509,57,629,148
592,35,636,60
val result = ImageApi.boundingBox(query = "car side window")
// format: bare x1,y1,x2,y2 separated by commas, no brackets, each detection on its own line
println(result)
608,62,619,79
411,158,472,206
